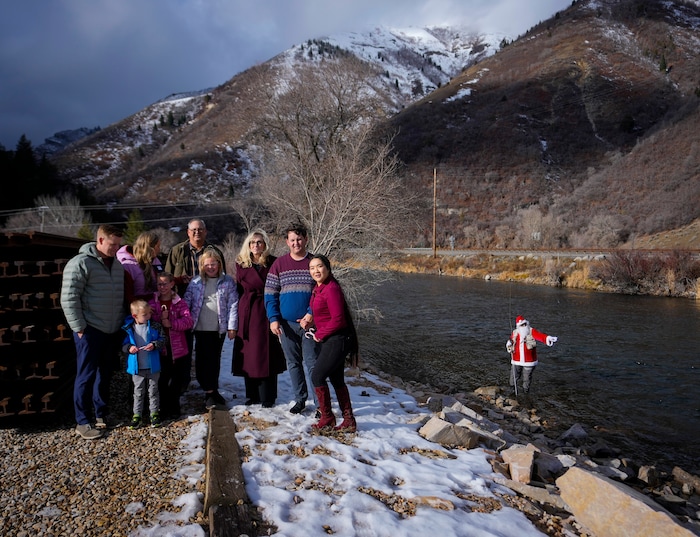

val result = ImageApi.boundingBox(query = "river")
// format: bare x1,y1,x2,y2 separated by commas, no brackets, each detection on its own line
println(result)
355,273,700,474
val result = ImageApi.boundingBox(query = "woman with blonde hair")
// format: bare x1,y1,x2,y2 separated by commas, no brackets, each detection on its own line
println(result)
117,230,162,303
232,229,286,407
184,249,239,408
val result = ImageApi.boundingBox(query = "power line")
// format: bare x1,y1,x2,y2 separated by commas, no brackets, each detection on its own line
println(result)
0,201,209,217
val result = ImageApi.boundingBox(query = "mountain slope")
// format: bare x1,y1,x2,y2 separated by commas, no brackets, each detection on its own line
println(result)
50,0,700,249
389,0,700,248
51,25,499,208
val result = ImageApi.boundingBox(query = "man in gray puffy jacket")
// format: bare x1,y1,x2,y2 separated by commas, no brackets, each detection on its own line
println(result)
61,224,126,439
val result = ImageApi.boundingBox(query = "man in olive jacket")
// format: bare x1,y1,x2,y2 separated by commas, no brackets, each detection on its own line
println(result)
61,224,126,440
164,218,226,392
164,218,227,295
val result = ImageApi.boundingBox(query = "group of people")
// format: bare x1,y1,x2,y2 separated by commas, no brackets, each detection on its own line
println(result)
60,219,358,440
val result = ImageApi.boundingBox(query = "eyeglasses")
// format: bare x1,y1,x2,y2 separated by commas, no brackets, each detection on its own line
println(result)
249,240,265,245
188,228,205,233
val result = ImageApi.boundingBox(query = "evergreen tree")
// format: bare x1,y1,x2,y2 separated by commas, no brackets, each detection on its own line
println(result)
77,222,94,241
0,135,58,213
124,209,146,244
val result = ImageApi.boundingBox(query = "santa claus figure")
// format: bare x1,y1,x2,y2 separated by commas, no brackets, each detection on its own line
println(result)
505,316,557,394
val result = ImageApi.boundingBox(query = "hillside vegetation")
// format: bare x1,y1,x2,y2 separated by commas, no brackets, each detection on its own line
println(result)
46,0,700,252
391,0,700,250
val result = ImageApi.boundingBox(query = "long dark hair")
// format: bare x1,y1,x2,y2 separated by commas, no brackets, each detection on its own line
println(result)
311,254,359,367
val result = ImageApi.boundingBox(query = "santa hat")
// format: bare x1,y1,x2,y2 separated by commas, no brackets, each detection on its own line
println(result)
516,316,528,327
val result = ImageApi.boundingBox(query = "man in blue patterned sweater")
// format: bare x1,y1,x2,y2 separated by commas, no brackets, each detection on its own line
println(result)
264,224,319,414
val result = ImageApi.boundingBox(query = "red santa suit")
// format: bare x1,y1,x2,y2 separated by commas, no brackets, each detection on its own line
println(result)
508,318,553,367
510,317,547,367
506,316,557,394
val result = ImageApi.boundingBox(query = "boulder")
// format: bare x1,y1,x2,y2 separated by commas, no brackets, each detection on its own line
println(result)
559,423,589,444
638,465,660,487
557,466,696,537
418,416,480,448
583,458,631,481
448,400,484,421
673,467,700,494
418,415,507,451
556,454,577,468
533,451,565,483
502,444,538,484
493,475,571,512
474,386,500,398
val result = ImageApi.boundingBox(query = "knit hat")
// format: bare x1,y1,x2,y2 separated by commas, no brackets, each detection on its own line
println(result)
516,316,528,327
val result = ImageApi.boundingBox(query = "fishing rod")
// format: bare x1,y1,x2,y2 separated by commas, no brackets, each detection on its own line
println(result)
508,283,517,397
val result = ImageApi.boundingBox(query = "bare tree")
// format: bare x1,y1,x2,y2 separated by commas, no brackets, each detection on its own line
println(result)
251,58,410,257
246,57,412,318
2,194,91,237
230,192,273,236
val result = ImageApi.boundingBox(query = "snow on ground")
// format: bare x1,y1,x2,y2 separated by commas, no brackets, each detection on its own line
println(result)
132,339,545,536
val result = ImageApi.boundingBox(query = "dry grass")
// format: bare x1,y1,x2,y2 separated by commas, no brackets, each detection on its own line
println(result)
373,250,698,298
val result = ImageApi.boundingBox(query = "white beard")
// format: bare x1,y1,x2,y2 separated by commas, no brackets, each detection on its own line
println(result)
517,325,530,338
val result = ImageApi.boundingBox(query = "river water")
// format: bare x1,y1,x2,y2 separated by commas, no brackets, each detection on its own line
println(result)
355,273,700,474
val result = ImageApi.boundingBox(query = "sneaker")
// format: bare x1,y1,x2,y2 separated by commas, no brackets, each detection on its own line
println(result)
205,396,217,409
129,415,142,430
95,417,107,429
75,424,103,440
150,412,161,428
212,391,226,405
289,401,305,414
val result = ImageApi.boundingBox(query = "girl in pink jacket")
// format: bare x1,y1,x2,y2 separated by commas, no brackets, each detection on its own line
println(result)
149,272,194,418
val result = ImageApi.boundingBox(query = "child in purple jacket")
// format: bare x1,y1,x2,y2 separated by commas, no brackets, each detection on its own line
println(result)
149,272,194,418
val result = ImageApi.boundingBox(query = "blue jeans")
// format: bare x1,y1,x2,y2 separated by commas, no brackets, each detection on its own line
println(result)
73,325,121,425
279,320,319,404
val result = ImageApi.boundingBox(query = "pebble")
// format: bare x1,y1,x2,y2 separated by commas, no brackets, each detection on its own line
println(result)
0,375,208,536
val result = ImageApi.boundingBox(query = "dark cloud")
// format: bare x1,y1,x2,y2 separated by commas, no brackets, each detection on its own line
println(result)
0,0,569,149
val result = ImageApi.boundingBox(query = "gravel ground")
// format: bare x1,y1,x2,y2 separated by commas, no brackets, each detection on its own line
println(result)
0,373,209,537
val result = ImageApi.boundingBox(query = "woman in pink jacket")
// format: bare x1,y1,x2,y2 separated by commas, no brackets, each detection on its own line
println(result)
149,272,194,418
307,254,359,432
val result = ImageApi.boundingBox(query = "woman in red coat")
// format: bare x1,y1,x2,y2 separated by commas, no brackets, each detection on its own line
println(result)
308,254,359,432
232,229,286,407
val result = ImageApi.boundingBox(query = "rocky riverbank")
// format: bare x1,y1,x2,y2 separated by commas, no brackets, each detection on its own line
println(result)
360,362,700,536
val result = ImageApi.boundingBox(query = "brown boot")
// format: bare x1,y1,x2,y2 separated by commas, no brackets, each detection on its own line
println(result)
334,385,356,432
312,386,336,430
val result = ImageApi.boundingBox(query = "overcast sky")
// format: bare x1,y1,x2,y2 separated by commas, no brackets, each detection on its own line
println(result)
0,0,570,150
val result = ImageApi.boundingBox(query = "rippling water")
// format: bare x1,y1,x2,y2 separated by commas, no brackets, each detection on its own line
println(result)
356,273,700,474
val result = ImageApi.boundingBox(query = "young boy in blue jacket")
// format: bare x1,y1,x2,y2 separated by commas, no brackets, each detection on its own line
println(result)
123,300,166,428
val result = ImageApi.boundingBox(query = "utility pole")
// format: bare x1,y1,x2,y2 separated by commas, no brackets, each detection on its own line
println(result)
39,206,49,233
432,168,437,258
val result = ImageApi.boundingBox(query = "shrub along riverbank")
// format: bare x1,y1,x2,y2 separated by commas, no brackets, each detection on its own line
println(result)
378,250,700,299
